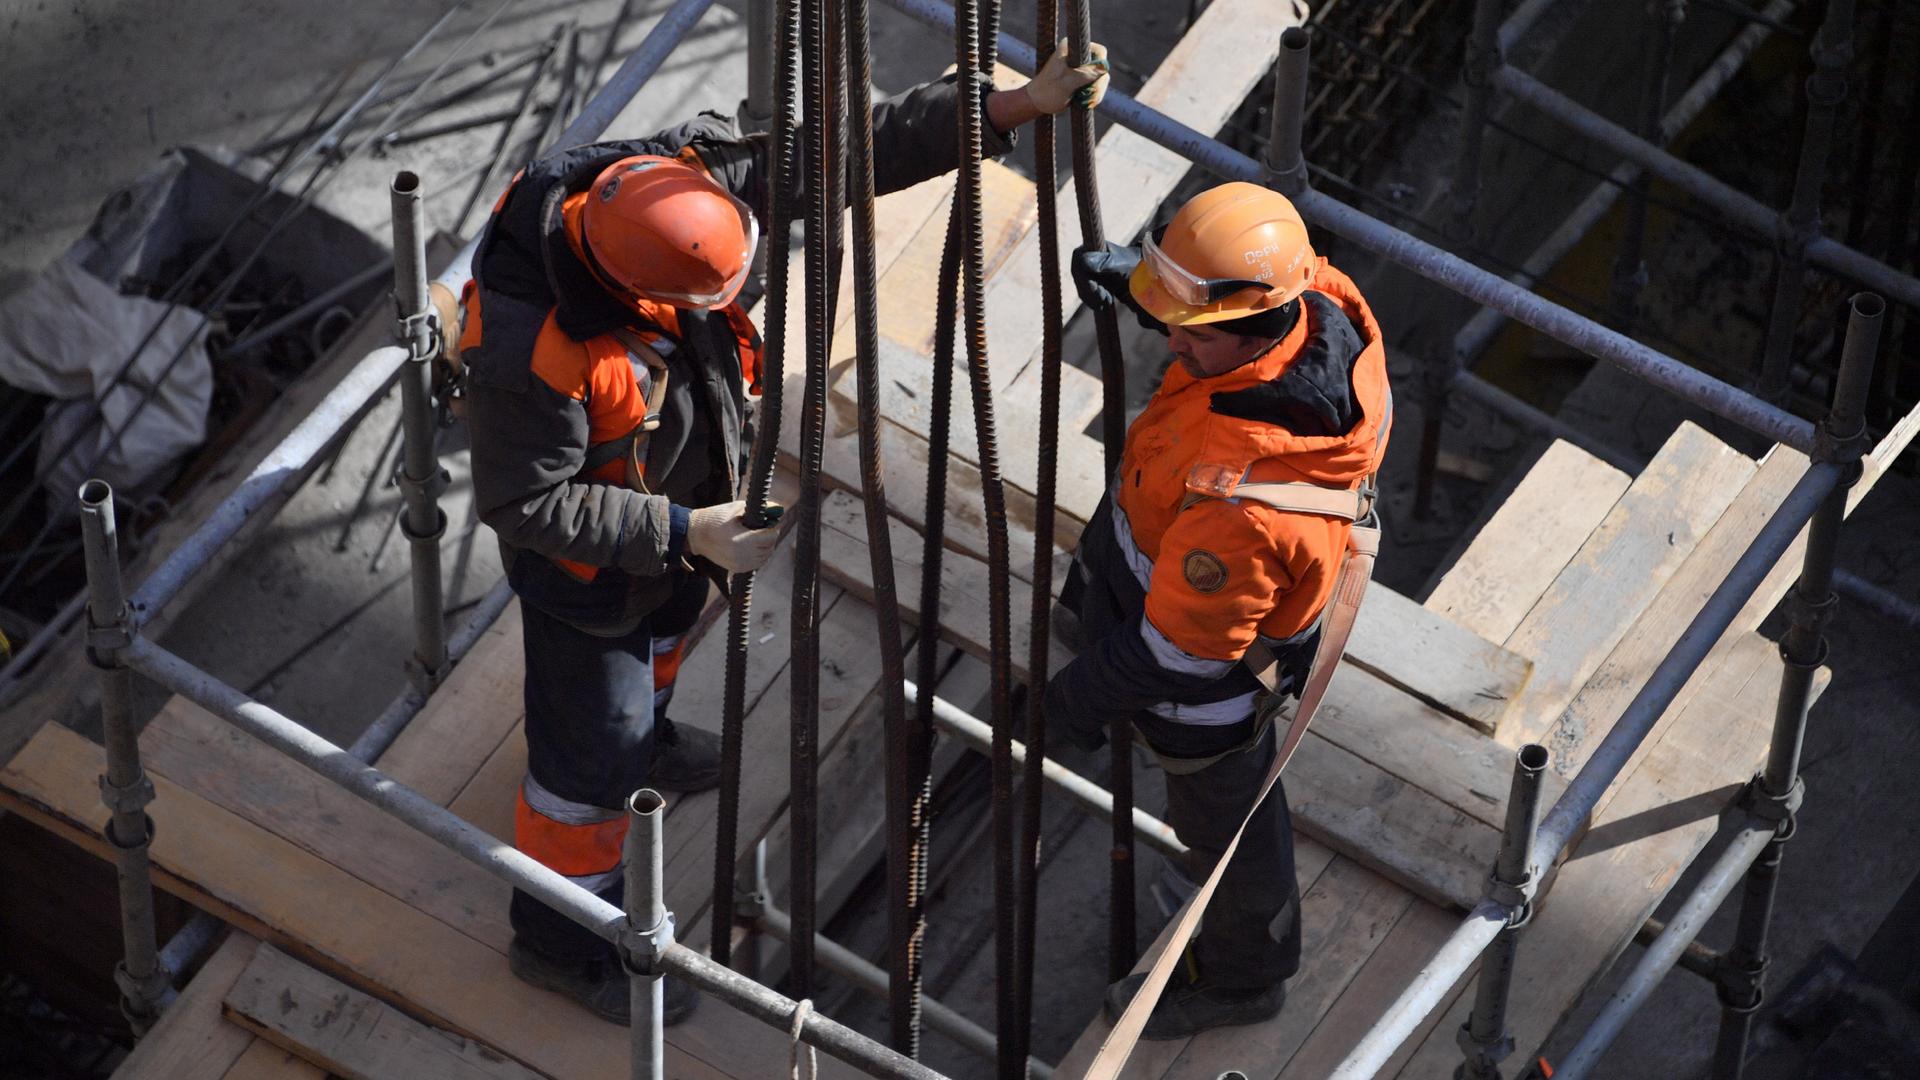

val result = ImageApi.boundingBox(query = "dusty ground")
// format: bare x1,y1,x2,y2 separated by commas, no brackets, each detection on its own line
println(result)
3,1,1918,1078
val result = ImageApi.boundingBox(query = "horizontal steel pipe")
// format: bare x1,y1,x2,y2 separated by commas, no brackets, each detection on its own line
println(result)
757,906,1052,1077
1331,900,1511,1078
122,636,946,1079
1490,65,1920,312
904,679,1187,858
877,0,1816,452
1553,822,1778,1080
348,577,515,761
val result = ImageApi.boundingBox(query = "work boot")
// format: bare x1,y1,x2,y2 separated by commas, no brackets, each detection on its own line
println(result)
508,937,698,1026
1103,971,1286,1040
648,716,722,793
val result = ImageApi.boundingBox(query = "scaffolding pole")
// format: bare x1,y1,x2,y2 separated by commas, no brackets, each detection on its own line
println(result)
390,170,451,691
1456,744,1549,1080
77,481,170,1033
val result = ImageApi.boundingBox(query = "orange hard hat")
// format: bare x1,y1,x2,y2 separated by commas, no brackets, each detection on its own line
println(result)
578,155,759,309
1129,182,1316,327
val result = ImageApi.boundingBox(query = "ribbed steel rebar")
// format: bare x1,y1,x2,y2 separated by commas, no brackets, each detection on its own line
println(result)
788,0,840,1002
1062,0,1135,985
713,0,798,973
841,0,919,1051
948,0,1019,1073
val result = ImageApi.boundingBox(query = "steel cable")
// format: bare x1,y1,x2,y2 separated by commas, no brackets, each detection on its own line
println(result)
1012,0,1065,1068
1061,0,1135,985
838,0,923,1053
713,0,799,971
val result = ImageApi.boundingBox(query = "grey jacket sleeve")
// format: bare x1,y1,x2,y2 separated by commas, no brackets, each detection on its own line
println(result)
464,296,676,577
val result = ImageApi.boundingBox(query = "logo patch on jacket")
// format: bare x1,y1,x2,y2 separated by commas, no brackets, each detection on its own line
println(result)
1182,549,1229,593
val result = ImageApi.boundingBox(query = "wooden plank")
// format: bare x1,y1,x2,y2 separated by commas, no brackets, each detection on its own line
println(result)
1395,633,1811,1078
1423,440,1631,642
1280,900,1467,1080
1347,587,1533,736
111,934,260,1080
1165,858,1415,1080
223,943,544,1080
220,1040,329,1080
373,602,525,804
1050,836,1343,1077
878,158,1037,361
1497,423,1755,748
0,722,838,1080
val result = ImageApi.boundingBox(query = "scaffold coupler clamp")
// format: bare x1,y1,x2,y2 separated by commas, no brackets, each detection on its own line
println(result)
1738,772,1804,837
1486,863,1536,931
1455,1022,1515,1074
84,602,134,670
1812,416,1871,470
620,910,677,979
114,959,172,1028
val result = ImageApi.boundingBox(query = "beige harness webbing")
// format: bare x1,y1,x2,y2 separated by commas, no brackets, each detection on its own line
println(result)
1086,476,1381,1079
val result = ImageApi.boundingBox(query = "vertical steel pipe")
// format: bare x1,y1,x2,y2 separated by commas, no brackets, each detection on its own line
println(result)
626,789,667,1080
1760,0,1856,399
1458,744,1548,1080
78,480,170,1033
390,171,450,691
1265,27,1311,195
1713,293,1879,1080
744,0,777,129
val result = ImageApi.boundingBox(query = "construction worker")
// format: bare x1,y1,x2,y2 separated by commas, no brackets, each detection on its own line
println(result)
461,48,1110,1026
1047,182,1391,1038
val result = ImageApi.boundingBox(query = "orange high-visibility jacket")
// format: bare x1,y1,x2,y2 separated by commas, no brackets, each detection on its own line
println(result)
1050,260,1391,754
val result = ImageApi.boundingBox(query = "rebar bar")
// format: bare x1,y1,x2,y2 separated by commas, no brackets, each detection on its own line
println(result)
78,480,169,1033
715,0,797,973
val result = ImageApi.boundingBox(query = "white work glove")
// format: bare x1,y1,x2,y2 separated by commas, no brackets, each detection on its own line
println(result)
1024,39,1110,115
686,500,782,573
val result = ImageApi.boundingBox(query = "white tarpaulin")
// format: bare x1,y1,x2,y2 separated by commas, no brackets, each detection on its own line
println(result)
0,254,212,511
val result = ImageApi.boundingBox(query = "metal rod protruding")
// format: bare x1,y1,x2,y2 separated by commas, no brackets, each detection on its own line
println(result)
78,480,170,1033
1265,27,1310,194
390,170,450,692
1458,743,1548,1080
626,788,668,1080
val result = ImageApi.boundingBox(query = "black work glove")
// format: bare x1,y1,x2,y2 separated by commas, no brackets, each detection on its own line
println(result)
1070,241,1141,312
1044,670,1108,752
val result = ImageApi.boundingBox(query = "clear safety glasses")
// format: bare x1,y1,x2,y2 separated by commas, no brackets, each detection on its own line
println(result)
1141,231,1271,308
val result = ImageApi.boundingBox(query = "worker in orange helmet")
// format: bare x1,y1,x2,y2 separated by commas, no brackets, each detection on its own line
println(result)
1048,182,1392,1038
459,45,1110,1027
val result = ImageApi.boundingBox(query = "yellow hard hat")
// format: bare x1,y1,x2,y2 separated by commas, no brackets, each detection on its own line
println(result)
1129,182,1317,327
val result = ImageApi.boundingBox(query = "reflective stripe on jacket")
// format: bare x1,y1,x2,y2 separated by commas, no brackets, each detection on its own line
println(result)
1053,260,1391,753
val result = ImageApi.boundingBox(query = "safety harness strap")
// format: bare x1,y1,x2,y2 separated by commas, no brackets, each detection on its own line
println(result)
1087,487,1381,1080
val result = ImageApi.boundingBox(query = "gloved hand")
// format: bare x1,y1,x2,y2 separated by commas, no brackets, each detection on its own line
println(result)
1044,671,1108,752
1070,241,1141,311
1024,39,1111,115
687,500,782,572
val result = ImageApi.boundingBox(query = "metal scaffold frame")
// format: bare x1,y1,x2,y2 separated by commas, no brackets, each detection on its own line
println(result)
54,0,1916,1076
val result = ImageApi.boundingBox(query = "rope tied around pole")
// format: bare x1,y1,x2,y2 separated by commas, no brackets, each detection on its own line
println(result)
788,998,819,1080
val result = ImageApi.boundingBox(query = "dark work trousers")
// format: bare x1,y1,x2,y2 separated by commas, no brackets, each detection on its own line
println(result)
1158,720,1303,990
508,574,711,965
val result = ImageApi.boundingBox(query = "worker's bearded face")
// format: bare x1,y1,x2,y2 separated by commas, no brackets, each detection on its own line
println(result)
1166,323,1282,379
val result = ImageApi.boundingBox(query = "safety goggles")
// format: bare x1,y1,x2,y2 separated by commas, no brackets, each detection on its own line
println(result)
1141,231,1271,308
